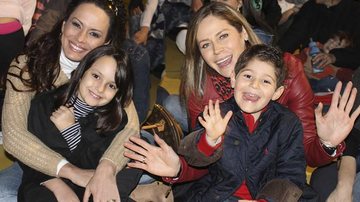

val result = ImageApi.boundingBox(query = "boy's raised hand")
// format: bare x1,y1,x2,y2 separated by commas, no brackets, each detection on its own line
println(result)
198,100,233,145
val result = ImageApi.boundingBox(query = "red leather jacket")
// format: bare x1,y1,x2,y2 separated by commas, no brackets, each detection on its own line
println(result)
187,53,344,167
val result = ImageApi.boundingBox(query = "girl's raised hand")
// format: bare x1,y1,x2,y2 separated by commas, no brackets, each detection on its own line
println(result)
198,100,233,144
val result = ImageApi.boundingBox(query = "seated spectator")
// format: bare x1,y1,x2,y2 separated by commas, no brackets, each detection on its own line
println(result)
277,0,308,39
278,0,360,70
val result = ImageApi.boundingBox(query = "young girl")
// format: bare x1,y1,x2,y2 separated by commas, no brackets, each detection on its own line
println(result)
18,45,139,201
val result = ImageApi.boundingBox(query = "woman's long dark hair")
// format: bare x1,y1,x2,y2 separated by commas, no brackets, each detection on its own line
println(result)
9,0,127,93
55,45,133,133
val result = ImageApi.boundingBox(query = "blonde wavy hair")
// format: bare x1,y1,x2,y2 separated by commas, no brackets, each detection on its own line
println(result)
180,2,262,104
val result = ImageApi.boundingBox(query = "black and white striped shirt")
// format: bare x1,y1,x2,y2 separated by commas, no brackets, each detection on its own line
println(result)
60,96,95,152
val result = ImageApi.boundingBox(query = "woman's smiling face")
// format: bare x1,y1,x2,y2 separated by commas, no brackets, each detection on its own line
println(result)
197,15,248,78
61,3,110,62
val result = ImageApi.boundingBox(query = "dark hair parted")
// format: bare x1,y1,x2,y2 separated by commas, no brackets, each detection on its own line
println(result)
235,44,287,88
9,0,126,93
55,45,133,133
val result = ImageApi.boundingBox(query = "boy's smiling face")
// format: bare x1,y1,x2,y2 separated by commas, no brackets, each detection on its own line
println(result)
231,59,284,120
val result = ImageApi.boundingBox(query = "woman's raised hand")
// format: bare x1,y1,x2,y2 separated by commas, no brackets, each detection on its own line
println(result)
315,81,360,147
198,100,232,145
124,134,181,178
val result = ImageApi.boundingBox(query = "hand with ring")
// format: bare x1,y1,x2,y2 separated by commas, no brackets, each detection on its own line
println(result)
124,134,181,177
141,156,146,164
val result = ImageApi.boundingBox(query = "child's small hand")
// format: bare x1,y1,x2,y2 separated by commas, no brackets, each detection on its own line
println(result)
198,100,233,144
50,106,75,131
134,26,149,45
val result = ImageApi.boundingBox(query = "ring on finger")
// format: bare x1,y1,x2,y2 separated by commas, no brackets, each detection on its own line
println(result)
141,156,146,164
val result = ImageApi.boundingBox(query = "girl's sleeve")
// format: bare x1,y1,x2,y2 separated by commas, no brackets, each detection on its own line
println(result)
2,57,63,177
100,100,140,172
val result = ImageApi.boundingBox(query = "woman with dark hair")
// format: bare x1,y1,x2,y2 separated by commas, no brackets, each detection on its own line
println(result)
0,0,140,201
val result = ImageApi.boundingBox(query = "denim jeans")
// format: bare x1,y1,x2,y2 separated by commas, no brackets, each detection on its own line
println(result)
163,95,189,134
0,162,22,202
121,39,151,123
161,1,192,33
252,27,274,45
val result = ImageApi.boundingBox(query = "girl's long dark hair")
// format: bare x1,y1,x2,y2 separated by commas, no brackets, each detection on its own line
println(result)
8,0,127,93
55,45,133,133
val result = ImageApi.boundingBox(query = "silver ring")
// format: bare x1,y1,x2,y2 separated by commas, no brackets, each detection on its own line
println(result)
141,157,146,164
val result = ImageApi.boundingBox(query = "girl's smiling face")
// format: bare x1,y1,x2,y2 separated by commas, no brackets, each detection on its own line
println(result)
78,55,118,107
197,15,248,78
61,3,110,62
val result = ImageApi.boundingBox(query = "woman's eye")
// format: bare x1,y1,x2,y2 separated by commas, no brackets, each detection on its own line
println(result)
201,43,210,49
90,32,101,38
263,80,271,84
219,33,229,40
71,21,81,29
92,73,100,79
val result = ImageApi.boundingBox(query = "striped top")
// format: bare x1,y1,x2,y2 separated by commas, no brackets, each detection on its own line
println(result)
60,96,95,151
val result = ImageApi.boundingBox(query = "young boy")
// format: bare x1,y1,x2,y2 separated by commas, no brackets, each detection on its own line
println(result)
179,44,306,201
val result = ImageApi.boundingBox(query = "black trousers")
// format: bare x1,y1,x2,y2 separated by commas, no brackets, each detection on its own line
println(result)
18,168,142,202
310,162,338,202
0,28,25,88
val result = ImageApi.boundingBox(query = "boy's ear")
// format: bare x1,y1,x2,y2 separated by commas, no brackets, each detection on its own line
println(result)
230,71,236,88
271,86,285,101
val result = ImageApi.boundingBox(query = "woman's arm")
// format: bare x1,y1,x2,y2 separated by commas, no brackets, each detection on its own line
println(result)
327,156,356,202
100,100,140,172
2,57,66,176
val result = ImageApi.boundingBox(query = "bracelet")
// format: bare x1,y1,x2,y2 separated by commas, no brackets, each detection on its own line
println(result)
320,141,337,155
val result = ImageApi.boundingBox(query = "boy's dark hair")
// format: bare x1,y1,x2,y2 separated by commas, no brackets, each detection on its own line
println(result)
55,45,133,133
234,44,286,88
